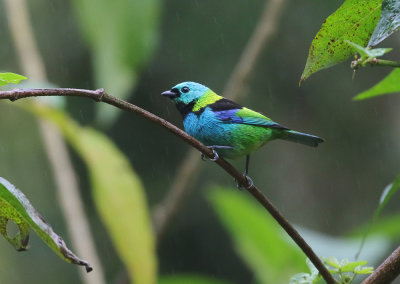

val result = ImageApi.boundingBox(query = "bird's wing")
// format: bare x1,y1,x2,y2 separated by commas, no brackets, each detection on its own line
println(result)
210,98,287,129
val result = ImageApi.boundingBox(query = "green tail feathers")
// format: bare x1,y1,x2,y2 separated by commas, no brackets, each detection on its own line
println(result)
281,130,324,147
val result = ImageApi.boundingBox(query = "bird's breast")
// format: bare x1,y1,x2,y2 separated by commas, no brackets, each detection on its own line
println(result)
183,108,233,146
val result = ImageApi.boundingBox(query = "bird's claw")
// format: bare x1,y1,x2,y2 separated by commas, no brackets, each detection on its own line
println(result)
235,175,254,190
244,175,254,188
210,149,219,161
201,148,219,162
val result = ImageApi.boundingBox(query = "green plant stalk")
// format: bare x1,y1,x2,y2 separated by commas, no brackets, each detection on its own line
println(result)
351,58,400,69
372,59,400,67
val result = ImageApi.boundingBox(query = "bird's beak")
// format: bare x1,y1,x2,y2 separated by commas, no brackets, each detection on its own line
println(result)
161,89,178,98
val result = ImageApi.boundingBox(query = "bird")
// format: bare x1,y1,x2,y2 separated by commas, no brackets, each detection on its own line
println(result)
161,81,324,188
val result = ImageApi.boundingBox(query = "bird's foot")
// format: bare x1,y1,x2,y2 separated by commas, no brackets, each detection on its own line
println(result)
235,175,254,190
201,148,219,162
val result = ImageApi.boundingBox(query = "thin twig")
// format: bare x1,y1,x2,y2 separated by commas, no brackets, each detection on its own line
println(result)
361,245,400,284
372,59,400,68
153,0,287,241
3,1,106,282
0,88,336,284
351,58,400,70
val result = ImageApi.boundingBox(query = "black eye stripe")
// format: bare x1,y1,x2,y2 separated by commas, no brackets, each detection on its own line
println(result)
182,86,190,93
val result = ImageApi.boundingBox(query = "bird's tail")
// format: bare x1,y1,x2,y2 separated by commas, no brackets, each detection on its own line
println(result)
280,130,324,147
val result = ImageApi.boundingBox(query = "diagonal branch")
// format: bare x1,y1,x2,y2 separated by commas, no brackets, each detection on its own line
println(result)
0,88,336,284
361,245,400,284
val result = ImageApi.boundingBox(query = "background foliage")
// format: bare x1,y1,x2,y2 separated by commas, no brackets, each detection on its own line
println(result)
1,0,400,283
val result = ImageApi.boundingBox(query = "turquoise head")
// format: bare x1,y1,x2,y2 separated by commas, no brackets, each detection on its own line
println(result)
161,81,209,105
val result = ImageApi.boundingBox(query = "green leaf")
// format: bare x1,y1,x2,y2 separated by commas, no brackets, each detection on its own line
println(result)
341,260,368,272
208,187,306,284
353,68,400,100
374,174,400,219
301,0,382,82
0,72,27,86
324,257,341,269
20,102,157,284
369,0,400,46
72,0,160,126
290,273,315,284
159,275,231,284
290,259,324,284
0,177,91,271
346,41,392,58
354,266,374,274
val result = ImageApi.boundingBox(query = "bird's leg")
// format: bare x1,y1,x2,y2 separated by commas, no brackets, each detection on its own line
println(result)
245,155,250,176
201,145,233,162
236,155,254,190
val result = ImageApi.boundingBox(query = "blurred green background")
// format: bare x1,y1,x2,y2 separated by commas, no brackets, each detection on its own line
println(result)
1,0,400,283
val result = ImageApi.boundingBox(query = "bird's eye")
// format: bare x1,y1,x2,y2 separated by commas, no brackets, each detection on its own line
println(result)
181,86,190,93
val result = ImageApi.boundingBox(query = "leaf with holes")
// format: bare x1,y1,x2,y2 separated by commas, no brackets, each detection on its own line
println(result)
0,177,92,271
369,0,400,46
0,72,27,86
301,0,382,82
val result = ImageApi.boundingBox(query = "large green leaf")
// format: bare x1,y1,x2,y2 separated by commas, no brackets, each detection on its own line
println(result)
369,0,400,46
208,187,306,284
301,0,382,82
72,0,160,125
0,72,27,86
353,68,400,100
0,177,91,271
21,102,157,284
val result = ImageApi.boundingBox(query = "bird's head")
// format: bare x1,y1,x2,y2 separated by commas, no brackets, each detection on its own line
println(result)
161,81,209,105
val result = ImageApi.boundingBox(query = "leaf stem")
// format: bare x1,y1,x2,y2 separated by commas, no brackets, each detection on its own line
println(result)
0,88,336,284
351,58,400,69
373,59,400,68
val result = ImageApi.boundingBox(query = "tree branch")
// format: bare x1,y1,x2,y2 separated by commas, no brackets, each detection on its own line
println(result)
361,245,400,284
0,88,336,284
